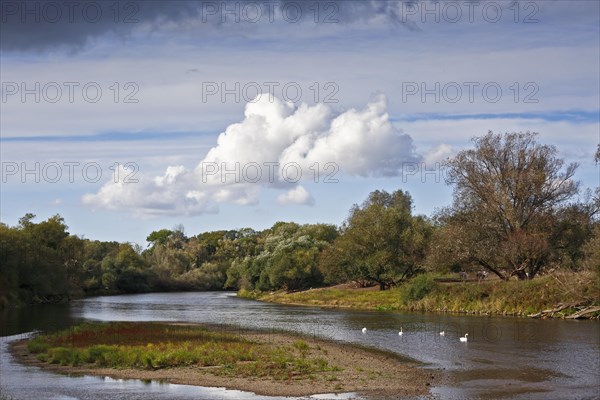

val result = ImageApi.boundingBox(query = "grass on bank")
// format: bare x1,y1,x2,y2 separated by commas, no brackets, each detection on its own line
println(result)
26,322,341,381
243,271,600,318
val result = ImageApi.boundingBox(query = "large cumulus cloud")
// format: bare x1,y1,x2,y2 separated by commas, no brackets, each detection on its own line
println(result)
82,94,421,216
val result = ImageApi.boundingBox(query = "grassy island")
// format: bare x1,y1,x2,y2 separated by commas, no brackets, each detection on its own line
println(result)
12,322,431,398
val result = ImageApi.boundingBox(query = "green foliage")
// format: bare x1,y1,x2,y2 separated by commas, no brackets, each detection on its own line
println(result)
0,215,71,305
436,131,584,280
259,271,598,317
146,229,173,246
319,190,431,290
0,215,153,306
402,274,438,302
0,213,336,305
174,262,228,290
28,322,342,381
224,222,337,292
115,268,153,293
582,224,600,273
293,340,310,351
2,134,597,307
27,338,50,354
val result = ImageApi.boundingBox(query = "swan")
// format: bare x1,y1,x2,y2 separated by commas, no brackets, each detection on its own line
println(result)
362,327,367,334
439,331,445,336
398,327,403,336
460,333,469,342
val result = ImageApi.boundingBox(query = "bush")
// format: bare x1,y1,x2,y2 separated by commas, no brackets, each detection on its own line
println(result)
27,339,50,354
403,274,437,302
48,347,75,365
293,340,309,351
87,345,118,366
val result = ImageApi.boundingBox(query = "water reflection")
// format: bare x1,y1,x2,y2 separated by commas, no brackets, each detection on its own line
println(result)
1,292,599,400
0,334,364,400
0,303,76,336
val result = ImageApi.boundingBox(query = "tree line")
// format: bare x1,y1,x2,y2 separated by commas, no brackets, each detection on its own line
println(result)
1,132,598,307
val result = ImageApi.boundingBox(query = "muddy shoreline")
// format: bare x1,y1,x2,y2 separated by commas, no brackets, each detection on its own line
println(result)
9,323,434,398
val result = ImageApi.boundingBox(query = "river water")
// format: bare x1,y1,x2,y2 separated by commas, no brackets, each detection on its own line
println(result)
1,292,598,399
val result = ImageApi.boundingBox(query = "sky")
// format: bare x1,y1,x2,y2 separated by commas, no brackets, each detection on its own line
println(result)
1,0,599,246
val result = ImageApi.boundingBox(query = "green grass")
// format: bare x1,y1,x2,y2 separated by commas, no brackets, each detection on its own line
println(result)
26,322,343,381
293,340,310,351
251,271,599,318
249,287,402,309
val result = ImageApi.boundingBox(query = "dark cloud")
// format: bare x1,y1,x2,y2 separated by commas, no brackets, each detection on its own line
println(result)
0,0,414,53
0,0,202,52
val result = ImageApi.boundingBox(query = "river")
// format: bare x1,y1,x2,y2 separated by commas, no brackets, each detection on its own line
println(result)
1,292,598,399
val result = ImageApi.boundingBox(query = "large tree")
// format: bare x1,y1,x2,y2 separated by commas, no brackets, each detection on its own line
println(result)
0,214,78,304
321,190,431,290
438,131,580,280
225,222,336,291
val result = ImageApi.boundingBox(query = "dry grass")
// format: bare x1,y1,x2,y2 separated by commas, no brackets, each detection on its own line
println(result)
16,322,431,397
27,322,340,380
248,271,599,318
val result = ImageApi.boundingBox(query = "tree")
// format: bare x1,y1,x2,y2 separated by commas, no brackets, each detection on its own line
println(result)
262,234,327,290
321,190,431,290
18,213,36,228
0,214,79,304
223,223,336,291
146,229,173,247
0,223,24,306
550,203,595,270
439,131,580,280
581,224,600,273
581,145,600,273
592,143,600,218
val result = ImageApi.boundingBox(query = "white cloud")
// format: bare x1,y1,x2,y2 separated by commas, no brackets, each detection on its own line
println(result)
424,143,455,164
82,95,420,216
200,94,420,180
277,186,314,206
82,165,217,217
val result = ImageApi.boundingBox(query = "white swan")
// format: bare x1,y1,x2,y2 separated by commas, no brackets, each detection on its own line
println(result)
439,331,445,336
460,333,469,342
362,327,367,334
398,327,403,336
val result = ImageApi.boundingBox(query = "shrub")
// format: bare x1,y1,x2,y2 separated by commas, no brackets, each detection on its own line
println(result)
404,274,437,302
293,340,309,351
87,345,118,366
27,339,50,354
48,347,74,365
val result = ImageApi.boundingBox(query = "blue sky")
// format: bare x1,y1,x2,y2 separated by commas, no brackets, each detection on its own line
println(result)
1,0,599,245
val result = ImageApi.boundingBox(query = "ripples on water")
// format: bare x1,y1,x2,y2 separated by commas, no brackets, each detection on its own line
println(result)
1,292,598,400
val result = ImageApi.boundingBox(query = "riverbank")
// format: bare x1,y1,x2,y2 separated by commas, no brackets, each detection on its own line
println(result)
11,322,432,398
241,271,600,319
